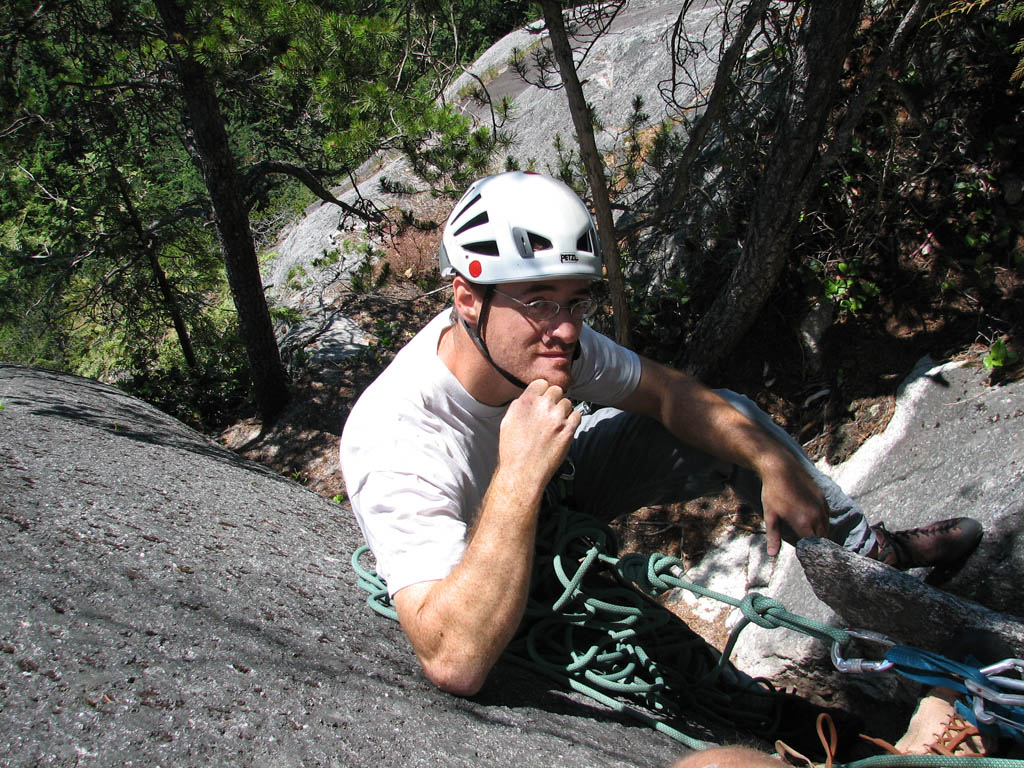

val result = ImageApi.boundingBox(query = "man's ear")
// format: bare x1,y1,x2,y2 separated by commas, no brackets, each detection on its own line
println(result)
452,276,481,325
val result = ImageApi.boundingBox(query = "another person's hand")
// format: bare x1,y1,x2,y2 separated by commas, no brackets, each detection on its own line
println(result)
499,379,580,490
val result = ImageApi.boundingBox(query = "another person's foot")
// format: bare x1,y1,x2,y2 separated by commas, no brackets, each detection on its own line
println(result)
862,686,989,757
870,517,983,570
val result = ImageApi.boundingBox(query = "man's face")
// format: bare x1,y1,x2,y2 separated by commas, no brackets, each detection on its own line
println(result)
480,279,593,391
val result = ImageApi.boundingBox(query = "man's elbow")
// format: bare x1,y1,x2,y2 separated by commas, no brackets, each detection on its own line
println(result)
420,656,490,697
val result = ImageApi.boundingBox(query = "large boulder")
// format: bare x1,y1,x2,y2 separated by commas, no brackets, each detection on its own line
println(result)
0,364,687,767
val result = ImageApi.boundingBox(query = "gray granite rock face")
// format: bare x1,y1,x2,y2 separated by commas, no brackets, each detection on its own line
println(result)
3,357,1022,762
0,364,687,767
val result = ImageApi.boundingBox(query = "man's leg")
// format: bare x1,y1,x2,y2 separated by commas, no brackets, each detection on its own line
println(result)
712,392,982,568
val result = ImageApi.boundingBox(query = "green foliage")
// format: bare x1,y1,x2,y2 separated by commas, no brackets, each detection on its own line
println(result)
123,346,252,430
447,0,534,62
935,1,1024,82
413,267,443,294
456,65,503,101
778,1,1023,355
312,249,341,268
983,337,1021,370
1,0,526,426
951,166,1012,285
270,305,303,326
349,255,386,294
804,257,880,316
1,0,256,422
340,239,390,295
286,265,309,292
0,250,66,370
399,105,507,192
373,319,400,352
620,273,691,360
549,133,587,196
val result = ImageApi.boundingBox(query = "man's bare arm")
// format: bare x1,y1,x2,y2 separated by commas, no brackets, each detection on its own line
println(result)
617,357,828,555
392,380,579,695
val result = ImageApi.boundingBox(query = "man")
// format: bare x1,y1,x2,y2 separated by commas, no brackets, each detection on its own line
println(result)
340,171,981,697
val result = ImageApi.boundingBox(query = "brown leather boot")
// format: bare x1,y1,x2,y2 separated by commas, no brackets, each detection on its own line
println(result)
869,517,982,570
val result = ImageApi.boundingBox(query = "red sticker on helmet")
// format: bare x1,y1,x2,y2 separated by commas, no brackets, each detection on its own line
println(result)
469,260,482,278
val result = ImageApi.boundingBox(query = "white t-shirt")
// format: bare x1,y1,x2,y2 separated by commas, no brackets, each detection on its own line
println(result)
339,308,642,596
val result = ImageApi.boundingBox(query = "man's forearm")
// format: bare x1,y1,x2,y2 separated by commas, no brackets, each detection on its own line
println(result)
620,358,781,470
394,380,579,694
619,357,828,552
393,464,543,695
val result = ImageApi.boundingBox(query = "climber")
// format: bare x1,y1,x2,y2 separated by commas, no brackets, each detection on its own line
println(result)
339,171,982,696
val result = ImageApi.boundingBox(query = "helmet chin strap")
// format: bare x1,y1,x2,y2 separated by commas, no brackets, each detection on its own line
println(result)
459,285,530,392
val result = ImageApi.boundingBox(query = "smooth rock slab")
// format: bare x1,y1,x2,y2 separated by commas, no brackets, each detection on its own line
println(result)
0,364,685,767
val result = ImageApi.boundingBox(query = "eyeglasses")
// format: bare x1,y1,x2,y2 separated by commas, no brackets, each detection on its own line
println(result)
493,288,601,322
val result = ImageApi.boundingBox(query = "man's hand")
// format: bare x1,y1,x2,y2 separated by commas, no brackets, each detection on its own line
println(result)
758,452,829,557
498,379,580,489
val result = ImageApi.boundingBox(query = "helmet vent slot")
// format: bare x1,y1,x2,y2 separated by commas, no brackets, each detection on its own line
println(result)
577,231,594,253
464,240,501,256
527,232,552,252
449,193,481,225
454,211,489,236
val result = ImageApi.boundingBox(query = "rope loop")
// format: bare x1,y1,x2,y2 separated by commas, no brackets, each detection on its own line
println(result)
616,552,659,593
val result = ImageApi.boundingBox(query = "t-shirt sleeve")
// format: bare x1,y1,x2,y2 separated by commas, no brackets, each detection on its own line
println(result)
339,308,483,598
568,323,642,404
341,397,475,598
349,468,468,597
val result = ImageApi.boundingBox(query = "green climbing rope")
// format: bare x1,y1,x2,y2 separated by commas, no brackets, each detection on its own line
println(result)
351,502,1022,768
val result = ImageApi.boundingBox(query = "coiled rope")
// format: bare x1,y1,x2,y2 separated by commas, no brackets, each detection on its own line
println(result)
351,502,1022,767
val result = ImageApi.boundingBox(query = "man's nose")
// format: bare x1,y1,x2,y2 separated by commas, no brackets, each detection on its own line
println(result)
545,310,581,343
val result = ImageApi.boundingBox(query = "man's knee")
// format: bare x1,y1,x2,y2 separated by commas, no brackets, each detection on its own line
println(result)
669,745,779,768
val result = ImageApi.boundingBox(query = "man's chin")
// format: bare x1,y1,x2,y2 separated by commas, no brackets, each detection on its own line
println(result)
534,363,573,390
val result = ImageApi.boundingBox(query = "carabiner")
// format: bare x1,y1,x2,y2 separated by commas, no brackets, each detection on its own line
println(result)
966,658,1024,728
979,657,1024,690
831,629,896,674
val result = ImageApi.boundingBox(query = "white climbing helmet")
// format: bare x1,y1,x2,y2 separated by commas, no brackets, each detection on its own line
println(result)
439,171,603,284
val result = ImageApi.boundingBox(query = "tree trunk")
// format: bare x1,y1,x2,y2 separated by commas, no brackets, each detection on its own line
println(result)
154,0,289,420
113,166,198,371
654,0,771,221
682,0,864,379
145,243,198,371
541,0,631,347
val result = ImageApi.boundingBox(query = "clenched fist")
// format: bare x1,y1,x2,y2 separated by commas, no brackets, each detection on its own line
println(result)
498,379,580,490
